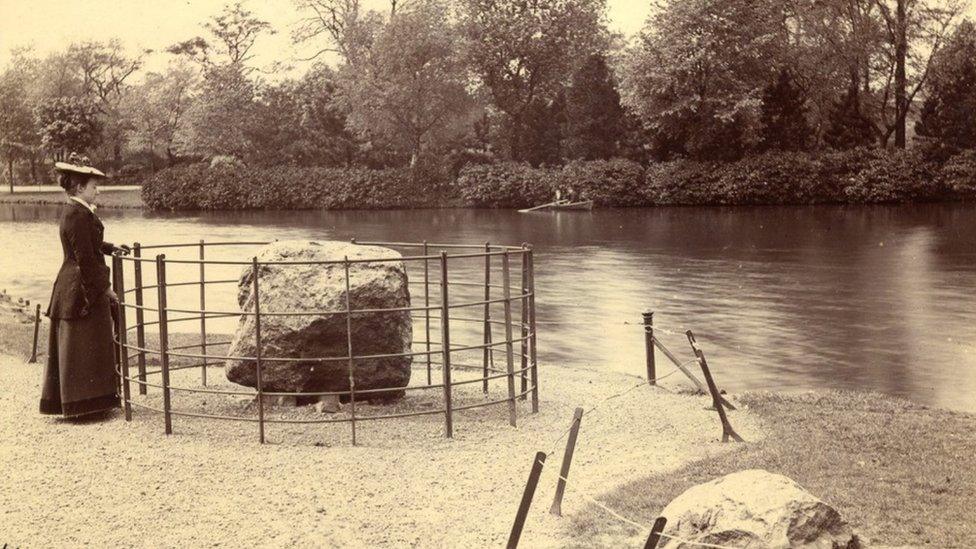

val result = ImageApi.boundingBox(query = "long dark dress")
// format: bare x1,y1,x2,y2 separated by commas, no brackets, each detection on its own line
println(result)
40,200,120,417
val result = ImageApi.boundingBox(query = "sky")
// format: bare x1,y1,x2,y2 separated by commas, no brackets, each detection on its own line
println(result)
0,0,653,78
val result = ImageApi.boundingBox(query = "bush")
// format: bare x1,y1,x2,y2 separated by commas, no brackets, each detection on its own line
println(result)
937,149,976,197
454,162,556,208
834,148,943,203
643,148,974,206
142,163,452,211
557,159,646,206
143,150,976,210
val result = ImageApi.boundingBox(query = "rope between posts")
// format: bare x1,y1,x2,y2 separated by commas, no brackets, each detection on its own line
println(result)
535,460,740,549
542,358,694,455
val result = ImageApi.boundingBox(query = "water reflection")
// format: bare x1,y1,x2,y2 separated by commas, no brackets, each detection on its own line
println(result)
1,203,974,412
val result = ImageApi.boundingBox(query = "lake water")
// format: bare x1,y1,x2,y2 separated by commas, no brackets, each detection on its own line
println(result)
2,203,974,412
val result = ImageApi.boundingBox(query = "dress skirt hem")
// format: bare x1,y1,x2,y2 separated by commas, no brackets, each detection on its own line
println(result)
39,294,119,418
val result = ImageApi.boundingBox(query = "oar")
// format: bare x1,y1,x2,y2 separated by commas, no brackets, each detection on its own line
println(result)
518,199,569,213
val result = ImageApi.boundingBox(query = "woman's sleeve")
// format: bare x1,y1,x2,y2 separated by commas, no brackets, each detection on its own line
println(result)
65,211,111,303
100,241,116,255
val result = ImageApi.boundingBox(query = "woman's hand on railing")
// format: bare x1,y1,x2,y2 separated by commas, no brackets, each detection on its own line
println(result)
112,244,132,256
106,288,120,303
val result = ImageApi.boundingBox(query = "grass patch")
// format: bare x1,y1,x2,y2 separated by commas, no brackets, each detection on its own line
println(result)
0,189,144,209
569,391,976,547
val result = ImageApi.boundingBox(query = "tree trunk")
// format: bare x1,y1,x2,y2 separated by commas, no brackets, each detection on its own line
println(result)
29,154,37,184
7,156,13,193
894,0,907,148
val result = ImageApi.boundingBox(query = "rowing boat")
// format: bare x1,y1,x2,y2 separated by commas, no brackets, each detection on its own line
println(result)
518,199,594,213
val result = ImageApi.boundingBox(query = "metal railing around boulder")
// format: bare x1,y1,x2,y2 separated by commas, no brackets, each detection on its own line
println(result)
110,239,538,445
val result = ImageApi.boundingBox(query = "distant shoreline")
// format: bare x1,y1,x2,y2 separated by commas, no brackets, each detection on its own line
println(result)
0,188,144,209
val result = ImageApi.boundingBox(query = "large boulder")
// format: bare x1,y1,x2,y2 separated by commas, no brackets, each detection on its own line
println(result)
225,240,412,401
660,469,861,548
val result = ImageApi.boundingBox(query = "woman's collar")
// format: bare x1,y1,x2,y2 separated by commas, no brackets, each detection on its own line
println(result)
68,196,97,214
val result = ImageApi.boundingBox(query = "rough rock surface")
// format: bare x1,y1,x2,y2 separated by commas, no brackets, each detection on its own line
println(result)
225,240,412,401
660,469,862,548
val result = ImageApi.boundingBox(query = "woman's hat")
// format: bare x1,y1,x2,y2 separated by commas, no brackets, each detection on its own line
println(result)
54,153,106,178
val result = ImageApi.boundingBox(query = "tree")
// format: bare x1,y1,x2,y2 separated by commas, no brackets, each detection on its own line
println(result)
167,1,274,72
760,69,813,151
564,53,625,160
0,64,41,190
824,86,877,149
34,96,103,161
915,20,976,149
459,0,607,161
168,2,276,161
122,63,197,170
622,0,784,160
336,1,475,165
871,0,964,148
522,91,566,166
174,64,257,159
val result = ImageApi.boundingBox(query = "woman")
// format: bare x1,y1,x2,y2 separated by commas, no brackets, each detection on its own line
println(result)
41,154,130,418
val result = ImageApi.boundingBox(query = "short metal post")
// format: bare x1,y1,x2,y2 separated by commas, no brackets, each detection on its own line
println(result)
133,243,147,395
519,245,529,399
644,517,668,549
27,303,40,363
526,247,539,414
423,241,432,385
502,251,517,427
156,255,172,435
344,258,357,446
507,452,547,549
115,256,132,421
686,330,743,443
643,311,655,384
550,407,583,516
252,257,265,444
482,242,493,394
199,240,207,387
439,252,453,438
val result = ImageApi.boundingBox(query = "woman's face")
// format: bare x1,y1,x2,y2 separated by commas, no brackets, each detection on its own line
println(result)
76,177,99,204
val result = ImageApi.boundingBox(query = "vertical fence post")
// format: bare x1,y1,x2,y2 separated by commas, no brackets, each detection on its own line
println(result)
344,257,357,446
686,330,743,443
526,247,539,414
114,256,132,421
423,240,432,385
112,256,123,397
439,251,453,438
133,243,147,395
252,257,265,444
507,452,547,549
155,255,172,435
199,240,208,387
643,311,655,384
28,303,40,363
502,250,517,427
482,242,493,394
519,245,529,399
644,517,668,549
550,407,584,516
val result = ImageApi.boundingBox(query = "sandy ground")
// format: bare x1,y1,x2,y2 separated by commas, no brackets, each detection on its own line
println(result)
0,351,763,548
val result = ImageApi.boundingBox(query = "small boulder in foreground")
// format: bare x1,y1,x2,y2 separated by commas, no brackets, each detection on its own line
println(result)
660,469,862,548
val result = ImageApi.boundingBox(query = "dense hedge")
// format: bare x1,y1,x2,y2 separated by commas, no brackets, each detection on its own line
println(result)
143,149,976,210
142,164,452,210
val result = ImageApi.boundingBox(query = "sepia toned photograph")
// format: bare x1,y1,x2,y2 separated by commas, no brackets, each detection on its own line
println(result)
1,0,975,546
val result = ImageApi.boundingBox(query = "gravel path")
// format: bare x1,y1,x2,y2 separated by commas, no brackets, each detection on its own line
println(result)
0,353,763,547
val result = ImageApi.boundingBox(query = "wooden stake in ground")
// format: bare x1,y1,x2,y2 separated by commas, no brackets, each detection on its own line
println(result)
686,330,744,443
644,517,668,549
549,407,583,516
507,451,546,548
28,303,40,363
